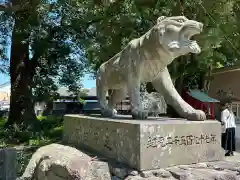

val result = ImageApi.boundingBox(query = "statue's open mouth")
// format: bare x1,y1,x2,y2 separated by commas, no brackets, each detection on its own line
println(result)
181,25,203,53
183,27,202,39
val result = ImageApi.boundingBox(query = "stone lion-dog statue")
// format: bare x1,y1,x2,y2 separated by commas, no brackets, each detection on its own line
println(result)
96,16,206,120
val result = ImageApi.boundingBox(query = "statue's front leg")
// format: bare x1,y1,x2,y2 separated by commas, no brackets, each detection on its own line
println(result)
128,77,148,120
152,67,206,121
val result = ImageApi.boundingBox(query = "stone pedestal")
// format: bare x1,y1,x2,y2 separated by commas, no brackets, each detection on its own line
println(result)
63,115,224,171
0,148,16,180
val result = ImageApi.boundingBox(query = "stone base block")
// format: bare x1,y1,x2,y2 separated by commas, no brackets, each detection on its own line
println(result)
63,115,224,171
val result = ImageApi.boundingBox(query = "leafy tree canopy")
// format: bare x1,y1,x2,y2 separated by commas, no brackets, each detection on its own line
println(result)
0,0,88,125
62,0,240,87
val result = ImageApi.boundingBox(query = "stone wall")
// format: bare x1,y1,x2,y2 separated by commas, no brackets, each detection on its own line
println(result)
0,148,16,180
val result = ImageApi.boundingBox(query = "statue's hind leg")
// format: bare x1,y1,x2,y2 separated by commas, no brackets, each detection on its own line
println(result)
152,67,206,121
96,77,114,117
108,87,127,115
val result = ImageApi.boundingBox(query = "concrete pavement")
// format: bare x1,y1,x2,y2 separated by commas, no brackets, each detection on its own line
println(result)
226,152,240,161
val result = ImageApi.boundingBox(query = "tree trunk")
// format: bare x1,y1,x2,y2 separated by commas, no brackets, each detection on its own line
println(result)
6,11,37,127
8,73,37,126
203,65,213,92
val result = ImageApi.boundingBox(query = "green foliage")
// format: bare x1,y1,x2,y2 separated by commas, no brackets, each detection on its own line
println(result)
0,114,64,174
62,0,240,87
0,115,63,146
0,8,10,73
28,0,86,100
79,98,86,104
0,114,63,176
16,147,36,176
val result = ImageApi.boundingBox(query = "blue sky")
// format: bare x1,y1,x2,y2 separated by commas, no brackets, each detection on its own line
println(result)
0,74,9,84
81,74,96,88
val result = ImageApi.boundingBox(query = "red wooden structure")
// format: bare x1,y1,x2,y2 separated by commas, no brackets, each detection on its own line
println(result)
182,88,219,119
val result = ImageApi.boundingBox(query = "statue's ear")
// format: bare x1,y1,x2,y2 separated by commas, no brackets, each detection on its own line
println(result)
157,16,166,24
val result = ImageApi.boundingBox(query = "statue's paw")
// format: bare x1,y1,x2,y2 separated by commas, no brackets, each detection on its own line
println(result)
101,108,117,117
195,110,206,121
188,110,206,121
132,110,148,120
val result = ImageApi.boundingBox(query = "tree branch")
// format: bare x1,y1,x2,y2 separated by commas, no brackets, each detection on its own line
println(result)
29,27,59,73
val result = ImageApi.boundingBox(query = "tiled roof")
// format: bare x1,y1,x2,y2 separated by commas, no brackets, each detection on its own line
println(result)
86,87,96,96
57,87,71,96
188,89,220,103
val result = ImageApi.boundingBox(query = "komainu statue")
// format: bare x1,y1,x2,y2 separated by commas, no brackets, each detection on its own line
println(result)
96,16,206,120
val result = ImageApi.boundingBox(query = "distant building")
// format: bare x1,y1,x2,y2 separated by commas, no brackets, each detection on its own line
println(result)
0,83,10,111
0,91,10,101
52,87,132,115
52,87,100,114
209,64,240,122
0,83,10,101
